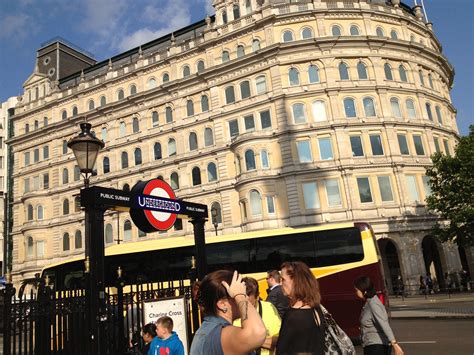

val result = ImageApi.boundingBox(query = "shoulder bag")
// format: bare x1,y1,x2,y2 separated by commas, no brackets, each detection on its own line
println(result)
315,305,355,355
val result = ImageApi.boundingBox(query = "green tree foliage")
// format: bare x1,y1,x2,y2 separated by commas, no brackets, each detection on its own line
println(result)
425,125,474,247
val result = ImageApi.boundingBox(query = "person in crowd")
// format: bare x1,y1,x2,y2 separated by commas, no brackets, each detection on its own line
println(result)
190,270,266,355
148,316,184,355
445,272,453,292
141,323,157,355
394,275,404,297
425,273,433,294
234,277,281,355
354,276,404,355
419,275,426,295
265,270,289,318
275,261,325,355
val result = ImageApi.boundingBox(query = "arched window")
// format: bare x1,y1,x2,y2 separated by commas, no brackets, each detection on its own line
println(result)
249,190,262,216
166,106,173,123
117,89,124,100
222,51,230,63
201,95,209,112
119,121,126,137
292,103,307,124
25,123,29,133
105,224,113,244
154,142,162,160
132,117,139,133
27,204,33,220
390,98,402,117
211,202,222,224
44,117,48,126
189,132,198,151
435,106,443,124
225,86,235,104
63,233,70,251
152,111,159,127
192,167,202,186
103,157,110,173
237,45,245,58
406,99,416,119
62,168,69,184
27,236,34,257
207,162,218,182
182,65,191,78
283,30,294,42
363,97,376,117
301,27,313,39
62,140,68,154
88,99,95,111
35,119,40,131
331,25,342,36
72,106,78,116
240,81,251,99
168,138,176,156
289,68,300,86
350,25,360,36
426,103,434,121
134,148,142,165
121,151,129,168
100,96,106,107
245,150,256,171
148,78,157,89
308,65,319,83
186,100,195,116
170,172,179,189
246,0,252,14
410,34,416,42
63,199,69,215
61,110,67,120
255,75,267,95
339,62,349,80
74,165,81,181
357,62,368,80
252,39,260,52
312,100,327,122
162,73,170,83
74,196,81,212
390,30,398,40
419,70,425,86
344,98,357,118
261,150,270,169
124,220,132,241
197,60,205,73
204,128,214,146
428,73,434,89
75,230,82,249
37,205,44,220
233,4,240,19
384,63,393,80
376,27,385,37
399,65,408,82
222,10,227,24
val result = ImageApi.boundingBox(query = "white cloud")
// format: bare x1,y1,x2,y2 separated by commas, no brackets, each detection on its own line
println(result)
0,14,31,40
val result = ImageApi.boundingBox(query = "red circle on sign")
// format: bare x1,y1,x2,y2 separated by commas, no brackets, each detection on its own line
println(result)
142,179,177,230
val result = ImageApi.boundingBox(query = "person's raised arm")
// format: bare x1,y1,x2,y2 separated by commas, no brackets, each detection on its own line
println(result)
221,271,266,353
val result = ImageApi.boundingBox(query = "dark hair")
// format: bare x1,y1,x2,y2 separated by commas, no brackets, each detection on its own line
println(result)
142,322,157,337
243,277,259,298
198,270,234,316
156,316,174,331
354,276,377,298
281,261,321,307
267,270,281,283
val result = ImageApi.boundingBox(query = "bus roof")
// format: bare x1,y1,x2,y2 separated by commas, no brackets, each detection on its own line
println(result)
42,222,356,272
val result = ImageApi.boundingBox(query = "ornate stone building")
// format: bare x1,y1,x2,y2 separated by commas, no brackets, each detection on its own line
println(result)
7,0,471,292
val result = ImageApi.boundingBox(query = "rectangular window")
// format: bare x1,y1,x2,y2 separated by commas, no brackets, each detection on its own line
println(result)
244,115,255,132
413,135,425,155
406,175,420,202
303,182,320,209
0,156,3,169
0,177,3,189
422,175,432,198
369,135,384,155
43,173,49,189
397,134,410,155
357,177,373,203
443,140,450,155
266,196,275,214
43,146,49,159
24,152,30,166
33,176,40,191
24,178,30,193
37,241,45,258
297,140,312,163
377,176,394,202
434,137,441,153
34,149,39,163
350,136,364,157
229,119,239,138
318,137,333,160
260,110,272,129
324,179,342,206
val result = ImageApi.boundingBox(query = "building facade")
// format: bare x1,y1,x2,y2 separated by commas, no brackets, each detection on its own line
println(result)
7,0,471,292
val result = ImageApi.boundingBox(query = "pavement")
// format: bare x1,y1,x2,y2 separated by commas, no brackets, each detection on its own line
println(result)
389,292,474,319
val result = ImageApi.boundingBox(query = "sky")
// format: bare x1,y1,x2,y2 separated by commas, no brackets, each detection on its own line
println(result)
0,0,472,135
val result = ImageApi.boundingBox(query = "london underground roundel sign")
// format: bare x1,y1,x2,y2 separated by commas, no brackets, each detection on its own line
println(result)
130,179,178,232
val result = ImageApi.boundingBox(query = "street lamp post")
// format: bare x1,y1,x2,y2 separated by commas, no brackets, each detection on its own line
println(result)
211,206,218,236
67,122,105,355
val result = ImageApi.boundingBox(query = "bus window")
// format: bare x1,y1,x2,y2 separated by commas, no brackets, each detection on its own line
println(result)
207,239,254,273
314,228,364,267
